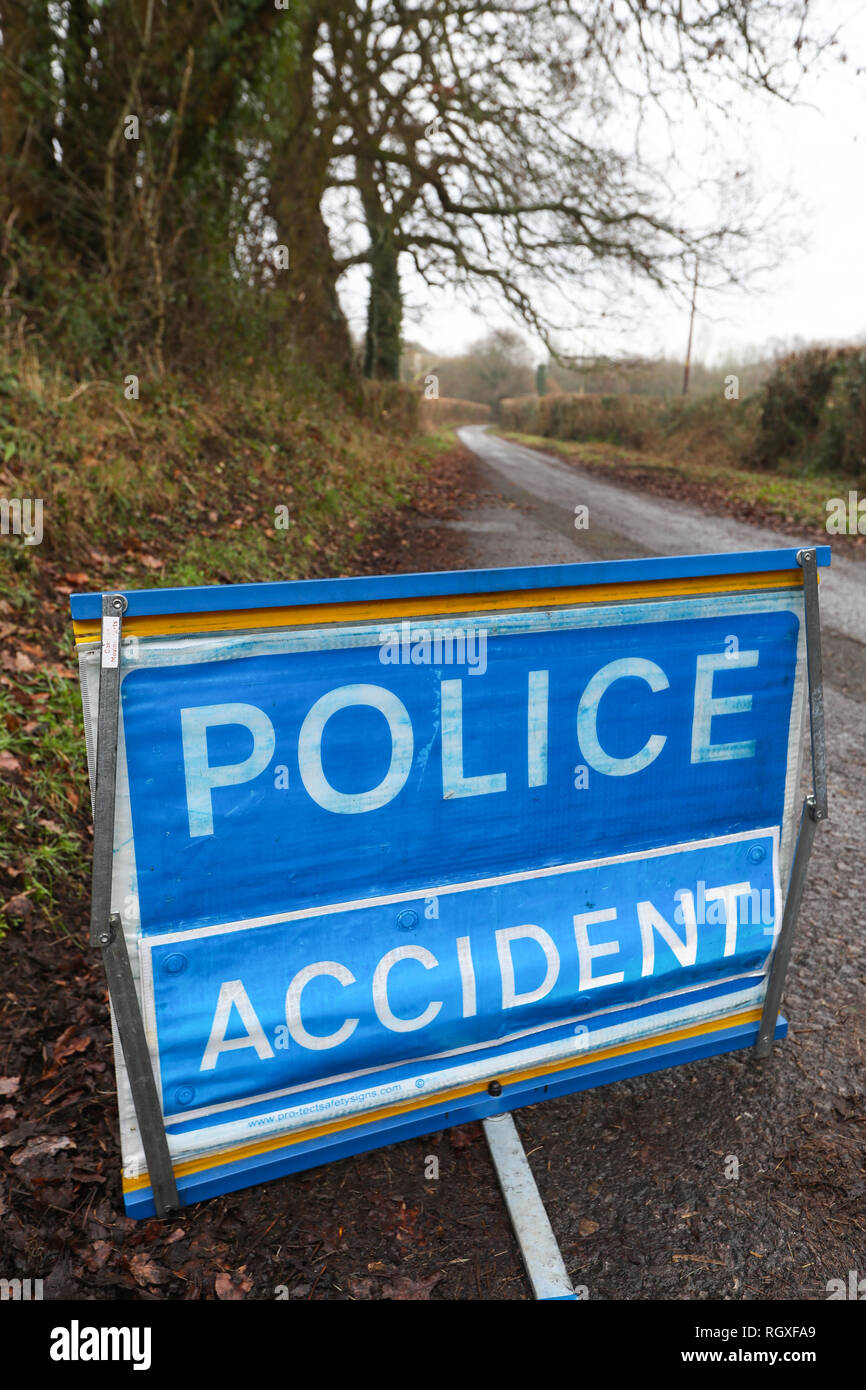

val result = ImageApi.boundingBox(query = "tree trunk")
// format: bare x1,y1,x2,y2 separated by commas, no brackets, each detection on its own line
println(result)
355,143,402,380
267,4,356,378
363,220,402,380
268,150,356,379
0,0,59,236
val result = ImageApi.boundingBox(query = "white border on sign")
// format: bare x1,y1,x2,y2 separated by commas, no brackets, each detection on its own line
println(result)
76,587,806,1179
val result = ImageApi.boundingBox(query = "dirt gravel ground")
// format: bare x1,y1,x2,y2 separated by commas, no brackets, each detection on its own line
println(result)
451,432,866,1302
0,438,862,1302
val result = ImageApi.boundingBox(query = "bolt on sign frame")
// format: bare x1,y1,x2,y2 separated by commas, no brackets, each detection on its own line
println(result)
70,546,829,1220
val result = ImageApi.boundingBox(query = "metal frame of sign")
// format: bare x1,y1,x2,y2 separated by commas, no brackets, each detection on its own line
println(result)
755,548,827,1055
74,545,829,1220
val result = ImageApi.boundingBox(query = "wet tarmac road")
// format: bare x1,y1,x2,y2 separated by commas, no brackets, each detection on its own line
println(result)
441,427,866,1300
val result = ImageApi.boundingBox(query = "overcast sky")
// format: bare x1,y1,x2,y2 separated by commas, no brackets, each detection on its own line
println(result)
339,0,866,368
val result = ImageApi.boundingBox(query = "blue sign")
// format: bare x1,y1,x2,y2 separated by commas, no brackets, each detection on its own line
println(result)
70,548,828,1216
143,831,778,1136
121,607,797,935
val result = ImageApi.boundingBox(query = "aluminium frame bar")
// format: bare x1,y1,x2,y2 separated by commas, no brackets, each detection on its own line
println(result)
483,1113,578,1300
89,594,179,1214
755,548,828,1057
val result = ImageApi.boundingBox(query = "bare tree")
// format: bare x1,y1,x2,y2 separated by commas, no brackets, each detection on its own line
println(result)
294,0,833,376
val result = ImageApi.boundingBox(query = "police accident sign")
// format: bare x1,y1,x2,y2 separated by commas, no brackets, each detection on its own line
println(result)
70,548,829,1216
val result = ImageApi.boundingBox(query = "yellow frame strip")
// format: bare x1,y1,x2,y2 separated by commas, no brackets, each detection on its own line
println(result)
75,571,802,644
123,1006,764,1193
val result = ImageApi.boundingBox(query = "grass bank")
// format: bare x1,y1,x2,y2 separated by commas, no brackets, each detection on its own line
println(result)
0,352,454,937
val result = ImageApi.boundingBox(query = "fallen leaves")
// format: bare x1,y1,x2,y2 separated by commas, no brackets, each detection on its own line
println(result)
0,1121,35,1148
54,1028,92,1062
81,1241,113,1273
346,1275,376,1299
215,1271,254,1300
2,893,34,921
69,1166,106,1185
127,1253,173,1288
10,1134,77,1165
381,1272,442,1300
50,1026,93,1071
0,442,497,1304
37,818,65,835
449,1124,481,1150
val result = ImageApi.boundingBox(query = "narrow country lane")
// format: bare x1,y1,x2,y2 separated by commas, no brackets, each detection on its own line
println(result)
435,426,866,1300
